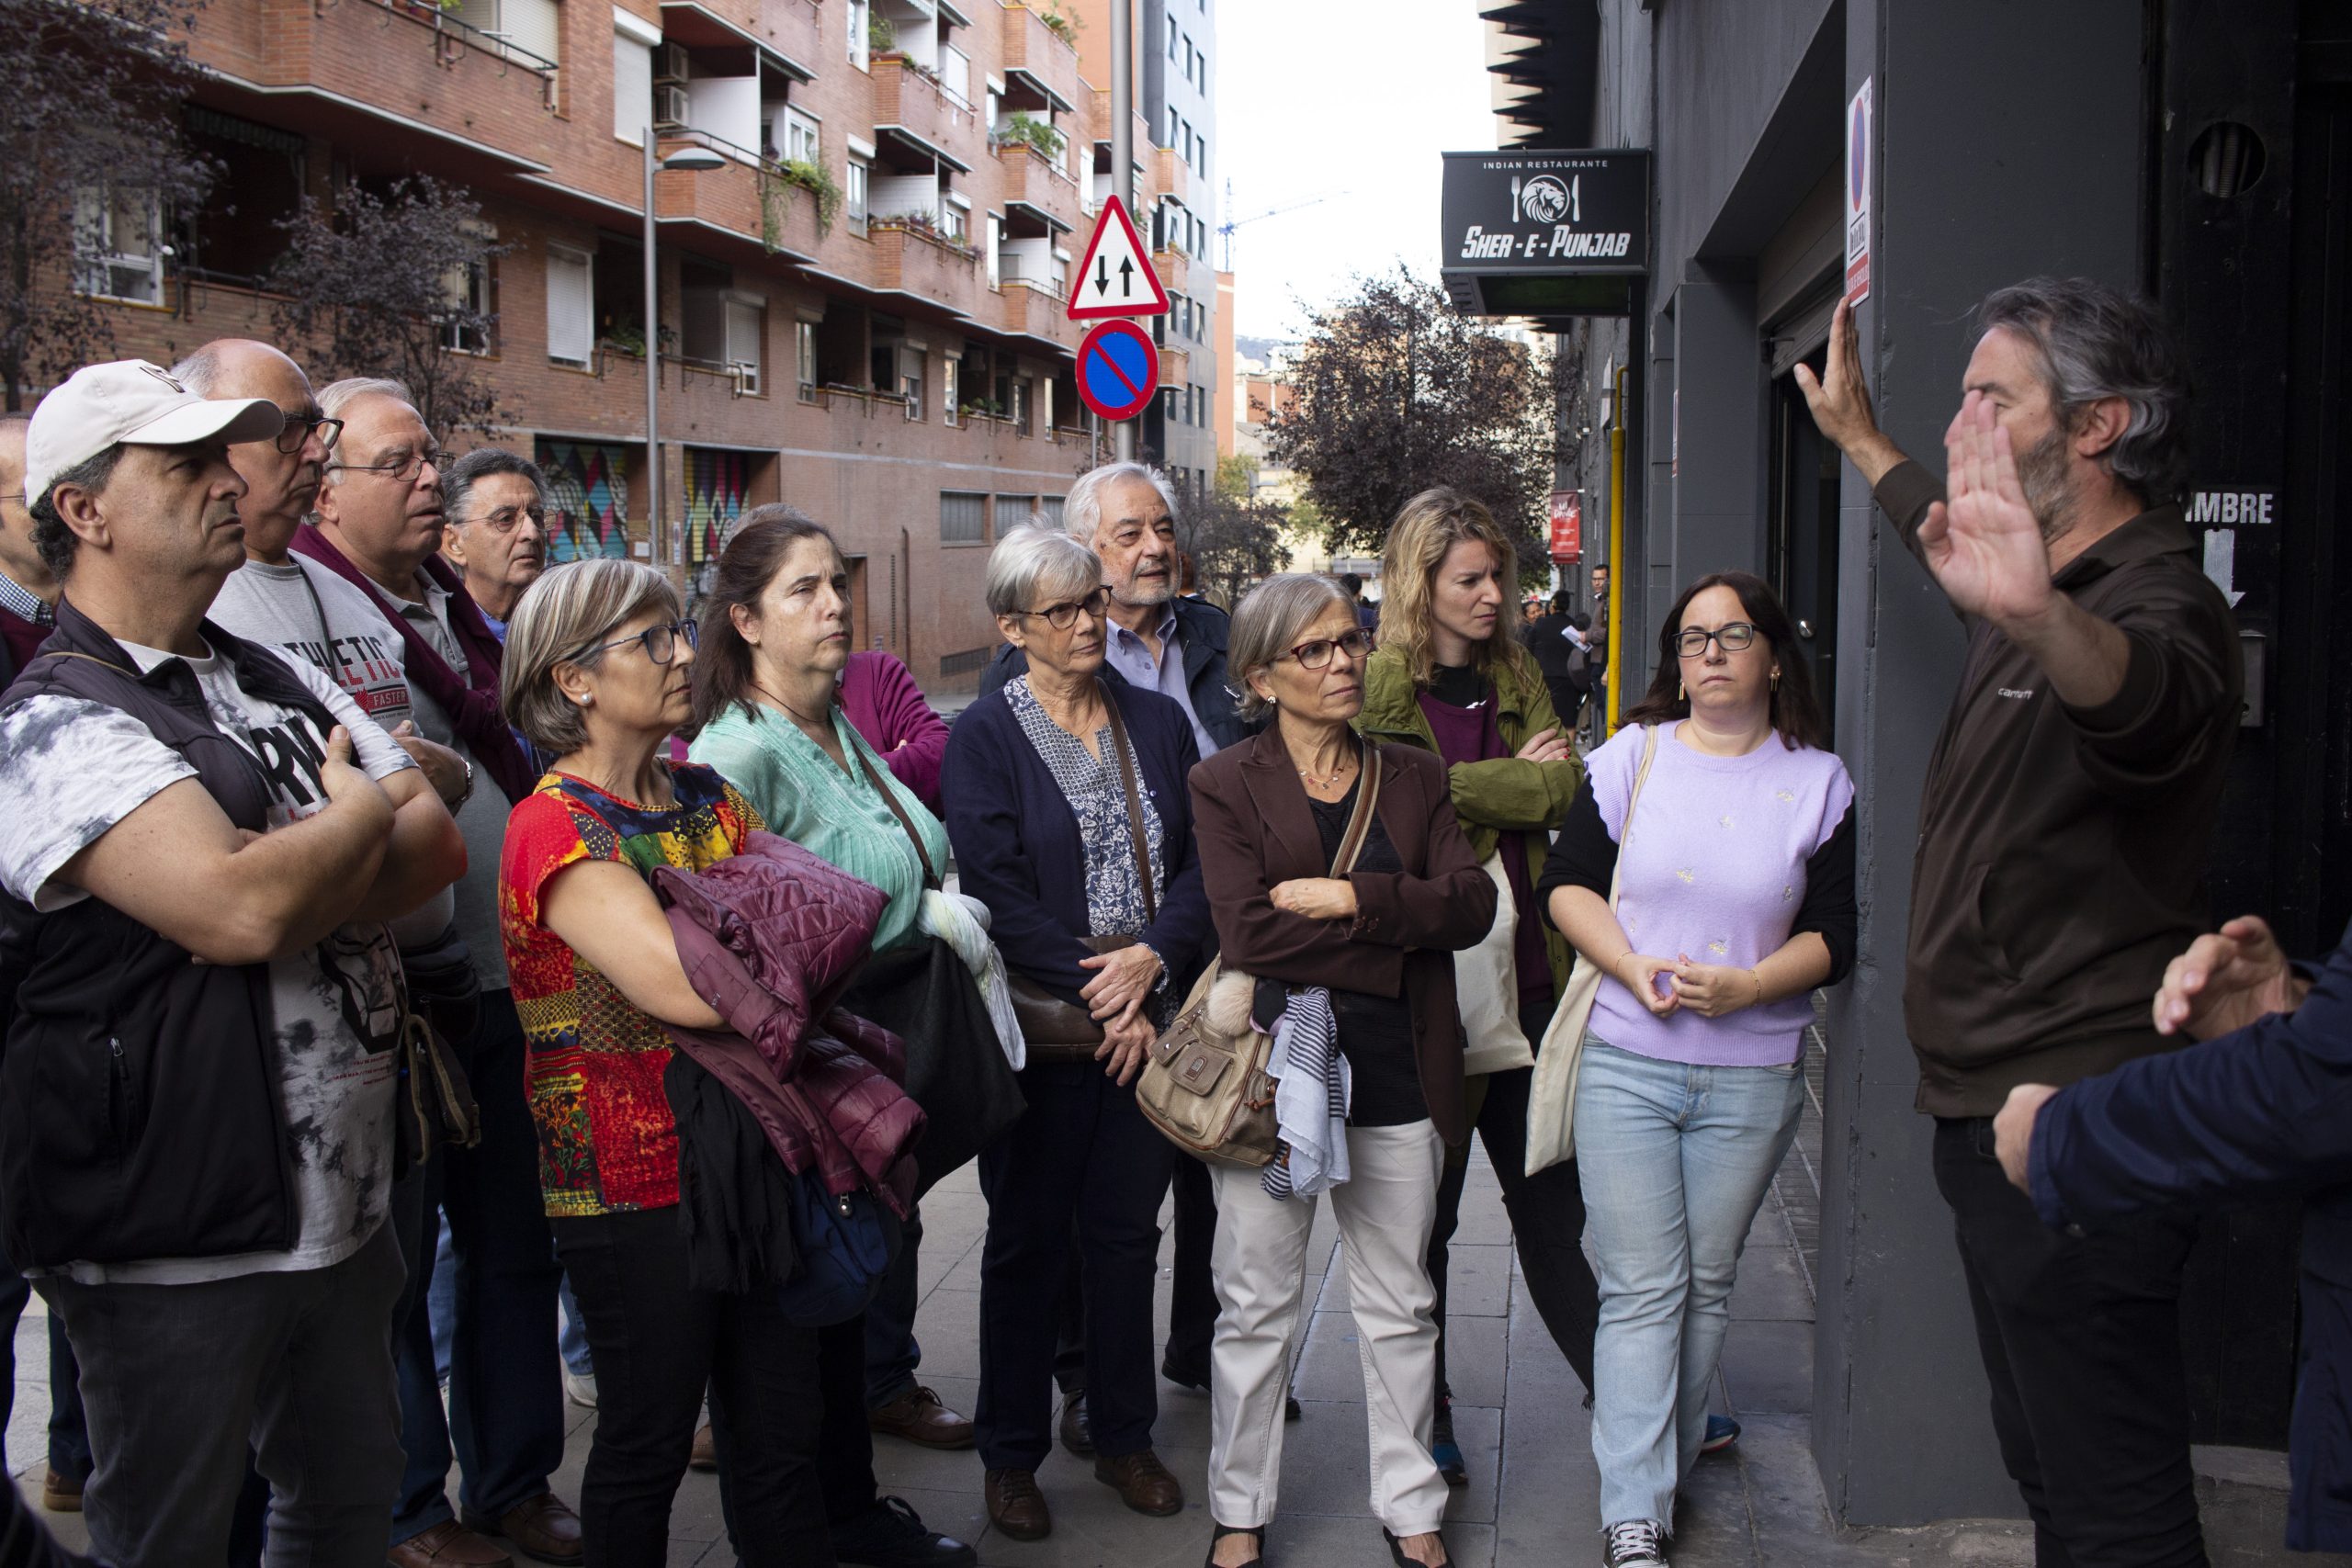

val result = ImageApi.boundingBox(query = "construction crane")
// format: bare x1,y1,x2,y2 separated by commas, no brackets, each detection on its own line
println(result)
1218,180,1347,271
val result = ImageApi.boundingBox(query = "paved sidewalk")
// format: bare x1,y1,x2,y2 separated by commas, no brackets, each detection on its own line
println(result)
8,1070,2337,1566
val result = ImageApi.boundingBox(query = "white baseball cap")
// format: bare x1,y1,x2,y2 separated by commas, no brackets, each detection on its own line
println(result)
24,359,285,508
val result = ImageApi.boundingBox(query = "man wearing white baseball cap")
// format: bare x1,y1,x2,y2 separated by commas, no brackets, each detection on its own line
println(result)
0,359,466,1568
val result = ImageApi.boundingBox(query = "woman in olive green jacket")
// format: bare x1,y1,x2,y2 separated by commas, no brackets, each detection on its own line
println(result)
1354,488,1595,1486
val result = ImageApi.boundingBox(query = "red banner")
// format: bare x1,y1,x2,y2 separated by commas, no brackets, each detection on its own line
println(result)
1548,491,1582,563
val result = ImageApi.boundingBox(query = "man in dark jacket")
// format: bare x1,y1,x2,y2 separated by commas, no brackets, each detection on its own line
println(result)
1994,913,2352,1554
0,361,463,1566
1799,282,2240,1563
1521,590,1588,732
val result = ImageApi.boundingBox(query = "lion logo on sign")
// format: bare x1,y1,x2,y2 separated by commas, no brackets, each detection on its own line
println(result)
1519,175,1573,225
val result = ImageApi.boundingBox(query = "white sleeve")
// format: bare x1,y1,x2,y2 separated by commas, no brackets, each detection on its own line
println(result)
283,655,415,782
0,696,198,911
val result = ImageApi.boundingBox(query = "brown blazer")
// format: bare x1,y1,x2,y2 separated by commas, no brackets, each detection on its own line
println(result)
1188,725,1498,1145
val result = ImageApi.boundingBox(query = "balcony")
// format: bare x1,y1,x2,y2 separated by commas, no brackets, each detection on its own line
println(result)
205,0,560,178
658,0,821,82
995,141,1080,237
653,130,825,260
1151,146,1188,206
998,278,1074,355
869,220,984,318
1153,245,1190,295
873,57,978,174
1000,4,1081,117
1158,343,1191,384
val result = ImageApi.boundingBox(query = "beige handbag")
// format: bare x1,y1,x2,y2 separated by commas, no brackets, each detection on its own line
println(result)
1137,745,1385,1168
1456,850,1534,1076
1523,724,1660,1177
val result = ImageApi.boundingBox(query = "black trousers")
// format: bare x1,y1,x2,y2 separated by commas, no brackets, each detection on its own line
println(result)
978,1061,1174,1471
1933,1116,2208,1568
1428,998,1600,1398
1055,1154,1217,1393
554,1208,832,1568
815,1313,881,1527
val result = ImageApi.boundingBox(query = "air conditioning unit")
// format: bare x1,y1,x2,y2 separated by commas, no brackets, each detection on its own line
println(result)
654,41,691,84
654,84,691,130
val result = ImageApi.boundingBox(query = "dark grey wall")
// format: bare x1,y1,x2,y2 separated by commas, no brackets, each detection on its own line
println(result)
1670,275,1766,579
1811,0,2151,1527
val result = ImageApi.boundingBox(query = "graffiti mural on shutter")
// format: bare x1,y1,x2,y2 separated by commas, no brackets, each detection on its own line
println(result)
536,439,631,562
684,446,751,616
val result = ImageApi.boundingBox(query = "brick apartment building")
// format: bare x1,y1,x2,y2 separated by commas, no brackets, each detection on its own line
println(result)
58,0,1215,694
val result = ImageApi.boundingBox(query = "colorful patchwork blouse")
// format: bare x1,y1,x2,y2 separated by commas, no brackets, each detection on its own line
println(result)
501,762,762,1217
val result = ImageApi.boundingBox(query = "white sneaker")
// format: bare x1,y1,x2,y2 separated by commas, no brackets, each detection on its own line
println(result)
564,1369,598,1409
1600,1518,1668,1567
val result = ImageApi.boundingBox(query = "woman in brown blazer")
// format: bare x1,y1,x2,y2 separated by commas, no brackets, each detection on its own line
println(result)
1186,573,1495,1568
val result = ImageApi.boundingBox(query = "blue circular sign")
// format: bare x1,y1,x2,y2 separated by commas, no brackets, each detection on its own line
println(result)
1077,321,1159,423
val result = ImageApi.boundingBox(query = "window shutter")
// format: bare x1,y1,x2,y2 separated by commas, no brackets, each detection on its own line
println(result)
613,31,652,144
547,245,593,365
724,298,762,392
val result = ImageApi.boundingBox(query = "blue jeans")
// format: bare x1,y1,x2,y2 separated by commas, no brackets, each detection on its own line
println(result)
390,990,566,1545
1575,1038,1804,1527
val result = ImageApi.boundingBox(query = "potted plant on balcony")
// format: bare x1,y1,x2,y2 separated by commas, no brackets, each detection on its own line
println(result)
1038,0,1080,46
768,158,842,243
998,112,1065,161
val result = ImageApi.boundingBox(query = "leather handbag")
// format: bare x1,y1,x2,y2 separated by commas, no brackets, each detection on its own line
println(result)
1524,723,1659,1176
1137,744,1385,1168
1008,688,1159,1064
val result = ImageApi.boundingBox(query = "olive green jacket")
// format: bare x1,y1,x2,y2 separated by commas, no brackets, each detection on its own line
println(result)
1356,645,1582,998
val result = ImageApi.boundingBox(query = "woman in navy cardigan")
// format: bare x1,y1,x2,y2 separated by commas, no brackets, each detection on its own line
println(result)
940,525,1212,1544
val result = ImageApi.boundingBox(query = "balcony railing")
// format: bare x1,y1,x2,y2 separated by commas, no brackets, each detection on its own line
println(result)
369,0,560,107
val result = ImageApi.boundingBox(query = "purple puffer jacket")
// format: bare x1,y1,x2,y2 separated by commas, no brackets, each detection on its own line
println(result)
655,832,925,1213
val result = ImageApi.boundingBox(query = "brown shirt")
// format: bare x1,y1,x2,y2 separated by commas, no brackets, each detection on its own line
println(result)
1874,460,2242,1116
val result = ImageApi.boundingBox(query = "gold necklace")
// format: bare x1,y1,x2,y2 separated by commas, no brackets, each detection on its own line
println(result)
1296,747,1359,789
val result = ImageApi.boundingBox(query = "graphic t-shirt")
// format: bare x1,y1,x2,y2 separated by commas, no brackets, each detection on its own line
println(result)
501,762,761,1217
0,637,413,1284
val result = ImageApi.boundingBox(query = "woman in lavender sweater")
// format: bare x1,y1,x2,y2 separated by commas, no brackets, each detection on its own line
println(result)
1537,571,1855,1568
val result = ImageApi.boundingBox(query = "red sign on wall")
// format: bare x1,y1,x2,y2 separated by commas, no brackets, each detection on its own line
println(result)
1548,491,1582,563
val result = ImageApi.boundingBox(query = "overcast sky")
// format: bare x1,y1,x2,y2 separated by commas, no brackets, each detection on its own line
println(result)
1214,3,1498,345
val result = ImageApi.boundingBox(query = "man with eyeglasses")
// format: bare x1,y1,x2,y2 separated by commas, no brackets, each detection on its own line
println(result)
301,380,581,1568
438,449,550,642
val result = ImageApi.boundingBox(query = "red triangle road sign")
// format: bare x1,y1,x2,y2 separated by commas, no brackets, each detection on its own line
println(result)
1067,196,1171,321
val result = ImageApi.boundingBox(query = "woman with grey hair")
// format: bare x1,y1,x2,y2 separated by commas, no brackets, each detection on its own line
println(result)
938,525,1214,1542
1187,573,1496,1568
495,559,831,1566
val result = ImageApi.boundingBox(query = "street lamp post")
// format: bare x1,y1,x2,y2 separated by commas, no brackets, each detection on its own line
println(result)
644,125,725,571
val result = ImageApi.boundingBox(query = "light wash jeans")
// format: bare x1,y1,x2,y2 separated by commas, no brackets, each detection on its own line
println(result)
1575,1036,1804,1528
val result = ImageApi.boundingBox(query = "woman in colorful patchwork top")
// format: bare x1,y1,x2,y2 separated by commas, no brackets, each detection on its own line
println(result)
495,558,831,1568
939,525,1213,1545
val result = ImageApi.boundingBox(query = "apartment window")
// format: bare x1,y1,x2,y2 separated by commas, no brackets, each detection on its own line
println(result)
1040,375,1054,433
848,0,869,69
73,185,164,305
439,240,492,355
613,25,653,144
943,355,959,426
457,0,560,62
1166,106,1181,148
846,157,869,231
940,491,987,544
902,349,926,420
940,198,969,244
797,320,818,400
1166,15,1177,57
1012,378,1031,436
546,244,593,366
995,493,1034,531
724,296,763,393
1039,495,1064,527
784,109,820,165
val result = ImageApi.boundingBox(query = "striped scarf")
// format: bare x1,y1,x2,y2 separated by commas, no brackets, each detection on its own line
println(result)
1262,985,1349,1201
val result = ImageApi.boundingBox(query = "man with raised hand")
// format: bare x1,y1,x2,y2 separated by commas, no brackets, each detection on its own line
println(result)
1800,282,2239,1565
0,359,462,1566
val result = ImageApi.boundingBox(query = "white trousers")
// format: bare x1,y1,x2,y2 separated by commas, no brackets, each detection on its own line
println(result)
1206,1120,1449,1535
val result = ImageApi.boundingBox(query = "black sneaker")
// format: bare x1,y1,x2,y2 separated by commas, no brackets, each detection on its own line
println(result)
1600,1518,1668,1567
831,1496,977,1568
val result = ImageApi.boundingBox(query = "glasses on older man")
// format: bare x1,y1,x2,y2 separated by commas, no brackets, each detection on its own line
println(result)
1019,585,1112,631
1675,622,1758,659
1282,627,1374,670
337,445,443,483
568,618,699,668
273,412,345,455
471,502,549,535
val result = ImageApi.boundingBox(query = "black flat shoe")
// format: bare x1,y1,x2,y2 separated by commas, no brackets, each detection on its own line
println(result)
1383,1528,1452,1568
1205,1523,1264,1568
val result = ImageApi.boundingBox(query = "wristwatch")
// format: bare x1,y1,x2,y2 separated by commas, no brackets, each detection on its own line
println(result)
451,755,477,811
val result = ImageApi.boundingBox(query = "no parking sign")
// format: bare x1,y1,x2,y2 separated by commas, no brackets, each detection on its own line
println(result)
1076,320,1159,423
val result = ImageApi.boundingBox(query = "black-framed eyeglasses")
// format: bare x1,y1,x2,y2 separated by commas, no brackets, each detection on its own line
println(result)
1675,622,1758,659
1282,626,1375,671
471,502,549,535
569,618,699,668
1020,585,1112,630
336,446,443,483
274,412,345,455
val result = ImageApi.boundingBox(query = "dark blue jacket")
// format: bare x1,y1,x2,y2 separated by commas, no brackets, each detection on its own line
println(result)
941,678,1214,1009
978,594,1254,755
2031,919,2352,1552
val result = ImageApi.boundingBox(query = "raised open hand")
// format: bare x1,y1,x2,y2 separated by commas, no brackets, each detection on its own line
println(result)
1792,299,1904,485
1917,392,2057,626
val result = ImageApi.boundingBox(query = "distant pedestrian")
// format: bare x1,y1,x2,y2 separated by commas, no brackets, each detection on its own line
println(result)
943,525,1213,1543
1799,280,2238,1562
1522,589,1589,735
1587,563,1611,740
1537,571,1855,1568
1356,488,1596,1489
1190,571,1495,1568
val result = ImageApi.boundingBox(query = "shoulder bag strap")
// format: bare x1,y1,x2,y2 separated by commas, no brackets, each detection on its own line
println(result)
1330,741,1385,875
851,737,943,891
1606,725,1662,909
1097,684,1159,925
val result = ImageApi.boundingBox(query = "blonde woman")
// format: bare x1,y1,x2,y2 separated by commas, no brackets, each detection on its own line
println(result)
1354,488,1596,1483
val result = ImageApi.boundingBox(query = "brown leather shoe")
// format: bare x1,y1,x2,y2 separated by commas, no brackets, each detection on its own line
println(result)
460,1493,582,1566
1057,1390,1094,1457
868,1382,977,1450
1094,1449,1183,1516
983,1467,1051,1541
39,1470,81,1514
690,1422,718,1472
387,1519,511,1568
